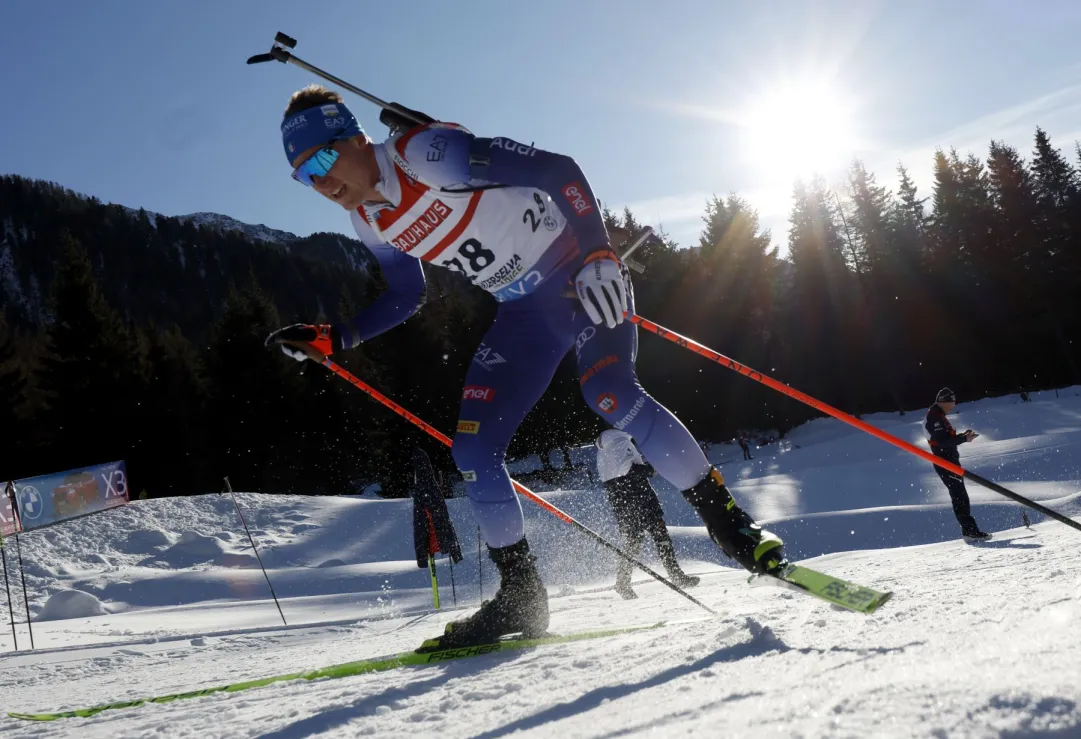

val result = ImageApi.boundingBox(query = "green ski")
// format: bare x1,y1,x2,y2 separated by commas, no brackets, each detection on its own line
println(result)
751,563,892,614
9,622,667,722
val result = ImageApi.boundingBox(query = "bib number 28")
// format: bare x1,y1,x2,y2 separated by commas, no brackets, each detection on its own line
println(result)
445,238,495,277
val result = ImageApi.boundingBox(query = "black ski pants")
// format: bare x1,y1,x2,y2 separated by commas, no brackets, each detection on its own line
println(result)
934,466,979,536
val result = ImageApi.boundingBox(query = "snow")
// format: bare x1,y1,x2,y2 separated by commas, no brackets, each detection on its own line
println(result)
1,389,1080,736
37,591,109,621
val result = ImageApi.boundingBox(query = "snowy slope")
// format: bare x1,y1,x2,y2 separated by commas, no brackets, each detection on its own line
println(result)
1,389,1080,737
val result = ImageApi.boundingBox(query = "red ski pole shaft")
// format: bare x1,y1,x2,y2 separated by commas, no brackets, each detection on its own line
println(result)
314,354,718,614
629,314,1081,534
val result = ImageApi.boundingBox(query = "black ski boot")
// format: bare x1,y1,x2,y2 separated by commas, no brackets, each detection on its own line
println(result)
682,467,786,575
419,538,549,652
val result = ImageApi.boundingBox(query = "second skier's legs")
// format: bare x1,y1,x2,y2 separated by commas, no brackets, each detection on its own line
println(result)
605,476,648,599
613,524,644,600
646,519,700,588
576,281,785,575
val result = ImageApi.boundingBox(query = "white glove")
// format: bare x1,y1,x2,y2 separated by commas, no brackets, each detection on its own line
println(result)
575,250,628,328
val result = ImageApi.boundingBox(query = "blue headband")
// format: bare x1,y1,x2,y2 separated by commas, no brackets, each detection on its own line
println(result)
282,101,363,163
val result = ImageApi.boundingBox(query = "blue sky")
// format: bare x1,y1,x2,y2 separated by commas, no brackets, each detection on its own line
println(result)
2,0,1080,252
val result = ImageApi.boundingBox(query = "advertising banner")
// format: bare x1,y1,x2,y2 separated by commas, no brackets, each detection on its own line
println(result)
10,460,129,532
0,484,14,537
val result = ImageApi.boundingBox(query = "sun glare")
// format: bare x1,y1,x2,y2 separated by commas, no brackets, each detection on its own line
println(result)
739,80,857,183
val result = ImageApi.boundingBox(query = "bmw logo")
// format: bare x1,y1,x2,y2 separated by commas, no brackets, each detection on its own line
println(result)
18,486,43,520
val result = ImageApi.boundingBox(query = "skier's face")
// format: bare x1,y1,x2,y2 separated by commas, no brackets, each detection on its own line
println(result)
291,135,383,210
939,400,956,412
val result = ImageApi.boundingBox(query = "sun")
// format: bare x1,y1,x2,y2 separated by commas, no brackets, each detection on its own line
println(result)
738,78,857,183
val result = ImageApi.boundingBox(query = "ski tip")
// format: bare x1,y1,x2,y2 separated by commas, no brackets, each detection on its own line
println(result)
8,712,58,722
865,590,894,614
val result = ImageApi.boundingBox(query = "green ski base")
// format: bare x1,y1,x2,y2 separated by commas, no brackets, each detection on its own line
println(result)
752,563,892,614
9,622,666,722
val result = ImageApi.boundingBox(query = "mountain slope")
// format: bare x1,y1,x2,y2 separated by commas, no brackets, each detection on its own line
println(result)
0,175,377,338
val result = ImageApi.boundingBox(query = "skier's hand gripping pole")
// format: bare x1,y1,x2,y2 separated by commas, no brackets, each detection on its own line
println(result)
628,313,1081,535
290,346,718,615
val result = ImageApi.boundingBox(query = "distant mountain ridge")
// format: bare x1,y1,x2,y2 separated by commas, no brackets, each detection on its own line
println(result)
0,174,379,338
176,212,299,246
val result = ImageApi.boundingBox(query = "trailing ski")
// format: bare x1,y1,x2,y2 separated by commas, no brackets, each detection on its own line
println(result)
9,622,668,722
750,563,892,614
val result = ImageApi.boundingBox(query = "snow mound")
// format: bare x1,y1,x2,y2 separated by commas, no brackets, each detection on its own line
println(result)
143,531,256,569
317,558,347,568
124,529,173,552
37,589,109,621
173,531,226,558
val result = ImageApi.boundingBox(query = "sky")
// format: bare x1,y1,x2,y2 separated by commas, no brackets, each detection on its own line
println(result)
2,0,1081,253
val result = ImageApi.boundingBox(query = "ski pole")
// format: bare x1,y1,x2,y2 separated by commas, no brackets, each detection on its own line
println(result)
13,534,33,650
1,482,16,651
630,314,1081,535
223,478,288,626
7,483,33,649
428,555,440,610
1,526,16,652
295,348,717,615
448,558,457,606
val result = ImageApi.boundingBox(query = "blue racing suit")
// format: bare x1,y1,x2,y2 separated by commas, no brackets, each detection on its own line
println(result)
337,125,710,547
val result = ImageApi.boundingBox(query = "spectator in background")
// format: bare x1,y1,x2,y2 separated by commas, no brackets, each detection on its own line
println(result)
925,389,991,542
738,433,753,460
